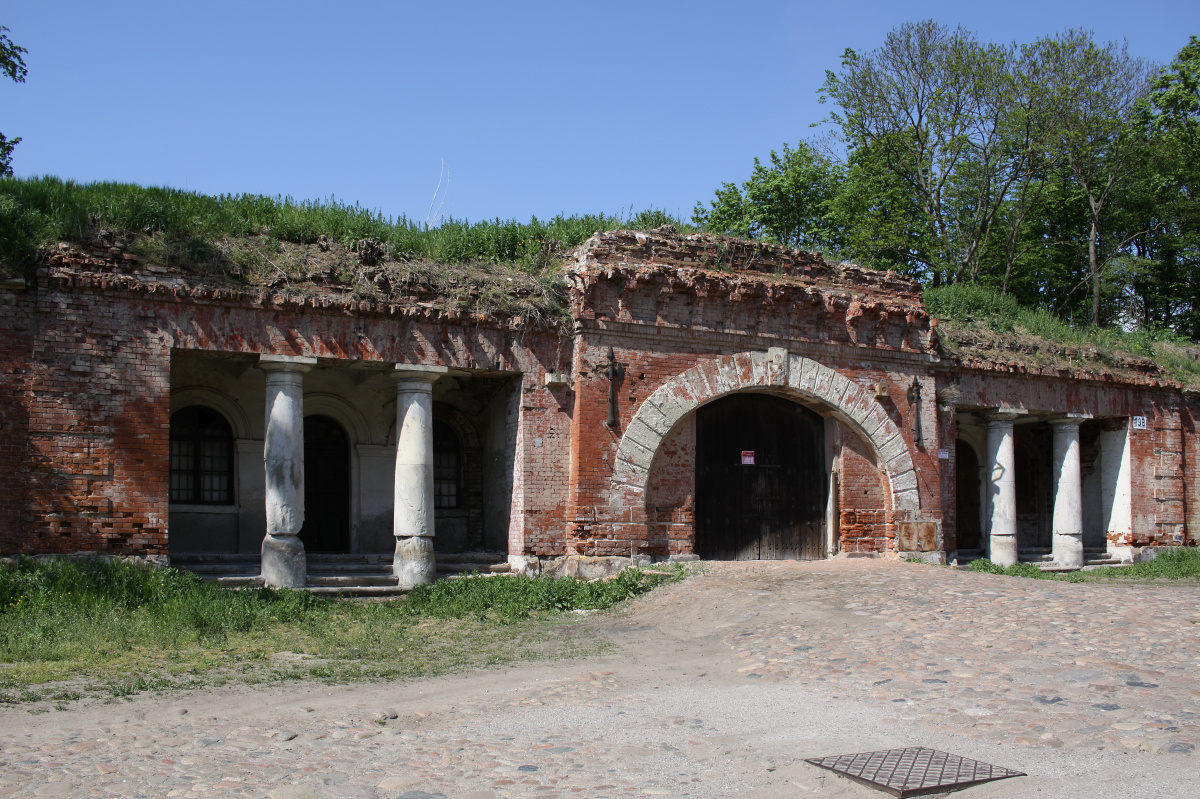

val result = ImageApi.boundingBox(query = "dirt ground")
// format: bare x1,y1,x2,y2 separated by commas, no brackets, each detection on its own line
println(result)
3,559,1199,798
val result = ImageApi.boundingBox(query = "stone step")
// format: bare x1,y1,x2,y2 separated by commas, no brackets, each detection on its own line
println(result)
306,574,397,587
215,576,265,588
304,585,410,597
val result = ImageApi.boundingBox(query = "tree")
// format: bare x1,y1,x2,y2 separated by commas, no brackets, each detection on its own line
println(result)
1033,30,1152,326
0,25,28,177
819,21,1031,286
692,142,841,251
1124,36,1200,335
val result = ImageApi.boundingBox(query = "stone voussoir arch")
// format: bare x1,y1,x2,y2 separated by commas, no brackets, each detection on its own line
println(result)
612,348,919,511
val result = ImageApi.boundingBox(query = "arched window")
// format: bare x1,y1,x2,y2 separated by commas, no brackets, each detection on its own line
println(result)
170,406,234,505
433,420,461,509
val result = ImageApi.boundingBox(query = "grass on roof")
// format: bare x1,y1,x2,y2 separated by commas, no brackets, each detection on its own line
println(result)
0,176,692,324
925,282,1200,390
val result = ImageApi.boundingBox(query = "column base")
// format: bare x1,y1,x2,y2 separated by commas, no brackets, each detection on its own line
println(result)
394,536,436,590
1053,534,1085,569
990,535,1018,568
262,534,307,588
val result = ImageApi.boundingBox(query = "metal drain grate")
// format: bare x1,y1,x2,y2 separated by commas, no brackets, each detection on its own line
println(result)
804,747,1025,797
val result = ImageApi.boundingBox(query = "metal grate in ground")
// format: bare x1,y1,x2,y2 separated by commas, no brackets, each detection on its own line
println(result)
804,747,1025,797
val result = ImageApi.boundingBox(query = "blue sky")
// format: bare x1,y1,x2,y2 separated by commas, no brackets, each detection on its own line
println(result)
3,1,1198,225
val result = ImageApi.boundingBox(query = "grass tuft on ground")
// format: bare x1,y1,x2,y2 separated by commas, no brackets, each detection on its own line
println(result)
967,547,1200,582
0,556,687,703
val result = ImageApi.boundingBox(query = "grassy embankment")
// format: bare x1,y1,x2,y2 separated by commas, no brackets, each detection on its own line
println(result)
4,177,1198,380
0,176,690,325
964,547,1200,582
0,556,688,706
925,282,1200,389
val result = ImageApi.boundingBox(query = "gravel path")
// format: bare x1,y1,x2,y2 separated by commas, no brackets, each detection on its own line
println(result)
2,560,1198,798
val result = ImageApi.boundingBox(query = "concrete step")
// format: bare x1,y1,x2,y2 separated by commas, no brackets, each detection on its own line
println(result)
306,574,397,587
304,585,410,597
187,550,509,593
215,575,265,589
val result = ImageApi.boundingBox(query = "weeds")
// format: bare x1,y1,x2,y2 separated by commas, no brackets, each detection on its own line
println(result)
967,548,1200,582
0,556,687,702
926,282,1200,388
402,567,680,620
0,176,690,279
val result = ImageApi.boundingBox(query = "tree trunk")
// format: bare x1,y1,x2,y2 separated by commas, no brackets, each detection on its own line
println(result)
1090,215,1100,327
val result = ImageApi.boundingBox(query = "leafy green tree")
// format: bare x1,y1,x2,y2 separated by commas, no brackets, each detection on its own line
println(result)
692,141,841,251
1122,36,1200,335
819,21,1032,286
1032,30,1152,325
0,25,27,177
824,138,932,276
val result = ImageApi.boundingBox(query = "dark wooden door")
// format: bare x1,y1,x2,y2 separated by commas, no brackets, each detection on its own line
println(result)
955,440,981,550
695,393,825,560
300,415,351,554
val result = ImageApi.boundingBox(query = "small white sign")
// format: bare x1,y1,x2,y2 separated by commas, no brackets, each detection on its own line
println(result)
938,449,950,460
1132,415,1148,430
741,451,756,465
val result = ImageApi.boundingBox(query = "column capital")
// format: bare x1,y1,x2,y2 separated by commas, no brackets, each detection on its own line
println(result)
986,409,1025,424
393,364,449,384
1048,413,1092,427
259,354,317,373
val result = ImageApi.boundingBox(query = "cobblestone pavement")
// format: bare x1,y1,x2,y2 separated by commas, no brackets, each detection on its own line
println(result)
2,560,1199,798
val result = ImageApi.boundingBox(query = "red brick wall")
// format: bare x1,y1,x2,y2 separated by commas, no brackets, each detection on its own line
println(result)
2,285,170,557
837,427,893,553
0,290,35,550
645,414,695,556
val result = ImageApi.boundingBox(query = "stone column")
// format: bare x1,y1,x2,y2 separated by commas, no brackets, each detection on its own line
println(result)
258,354,316,588
1050,416,1087,569
392,365,448,589
986,412,1022,567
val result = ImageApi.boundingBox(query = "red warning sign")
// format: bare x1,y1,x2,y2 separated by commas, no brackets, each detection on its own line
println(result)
741,451,755,465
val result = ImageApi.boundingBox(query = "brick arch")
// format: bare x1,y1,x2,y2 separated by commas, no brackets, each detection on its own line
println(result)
612,348,919,511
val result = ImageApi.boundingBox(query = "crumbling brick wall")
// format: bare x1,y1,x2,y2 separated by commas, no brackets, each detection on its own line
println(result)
1,281,170,557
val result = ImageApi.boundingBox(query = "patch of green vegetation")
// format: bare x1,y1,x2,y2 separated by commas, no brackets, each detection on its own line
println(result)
0,556,687,702
926,282,1200,389
968,547,1200,583
0,175,687,280
404,566,683,620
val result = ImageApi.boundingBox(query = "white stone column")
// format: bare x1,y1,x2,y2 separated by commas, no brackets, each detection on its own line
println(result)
1050,416,1087,569
258,354,317,588
986,412,1022,567
392,365,448,589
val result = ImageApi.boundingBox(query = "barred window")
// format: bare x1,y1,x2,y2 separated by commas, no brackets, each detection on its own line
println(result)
170,406,234,505
433,420,460,509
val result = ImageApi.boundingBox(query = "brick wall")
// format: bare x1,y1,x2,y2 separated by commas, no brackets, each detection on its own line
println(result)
2,284,170,556
8,233,1200,563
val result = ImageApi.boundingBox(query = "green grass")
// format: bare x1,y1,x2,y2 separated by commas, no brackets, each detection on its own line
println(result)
925,282,1200,388
0,175,687,277
0,556,687,703
967,547,1200,582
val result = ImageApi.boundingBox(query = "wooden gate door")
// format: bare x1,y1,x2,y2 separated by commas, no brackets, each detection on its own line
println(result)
300,415,351,553
695,393,825,560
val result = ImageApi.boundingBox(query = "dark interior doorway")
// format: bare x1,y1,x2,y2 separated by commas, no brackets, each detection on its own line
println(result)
955,440,982,550
300,415,351,553
695,393,826,560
